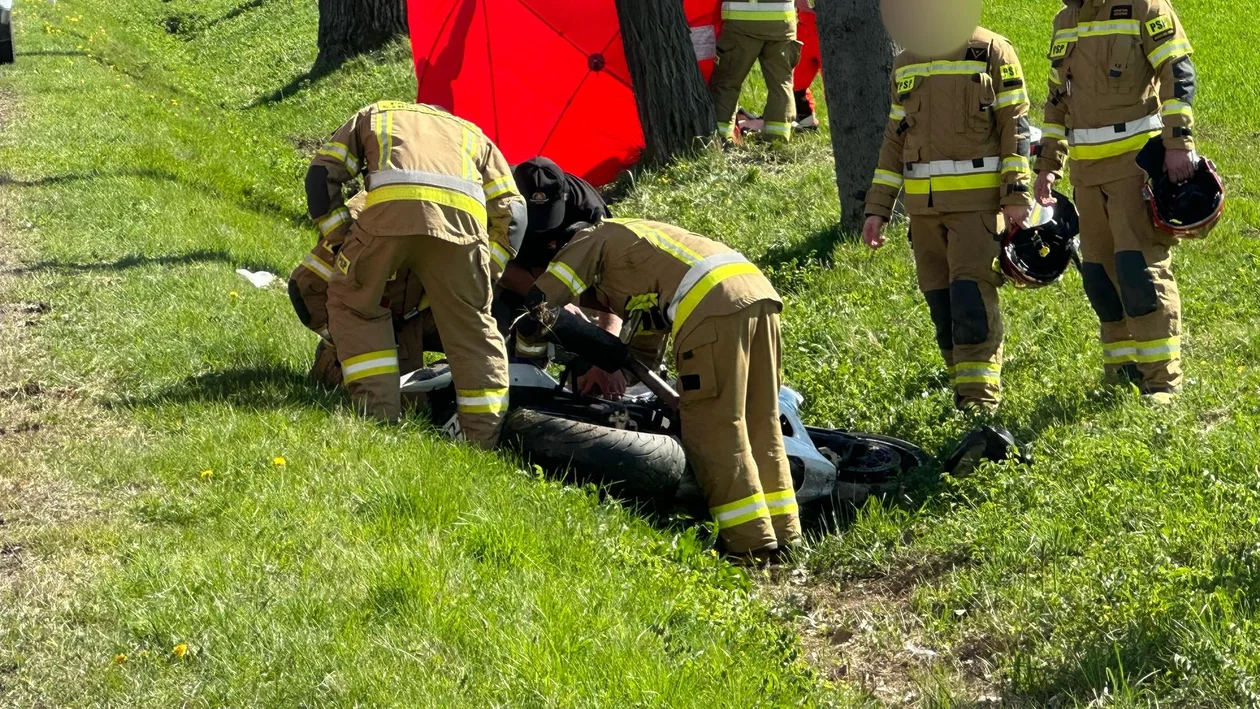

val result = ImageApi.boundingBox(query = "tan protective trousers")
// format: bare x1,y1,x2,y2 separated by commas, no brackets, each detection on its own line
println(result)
311,311,441,390
710,22,801,142
327,226,509,448
675,300,801,555
1074,175,1182,393
909,211,1005,408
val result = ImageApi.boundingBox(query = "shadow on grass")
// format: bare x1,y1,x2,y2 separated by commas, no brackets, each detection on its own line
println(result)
758,224,850,271
120,366,342,412
0,168,307,228
17,50,89,57
6,248,288,276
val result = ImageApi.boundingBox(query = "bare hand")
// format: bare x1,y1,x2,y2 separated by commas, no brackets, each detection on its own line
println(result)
579,368,626,401
863,215,887,250
1003,205,1032,231
1165,148,1195,183
1034,172,1058,207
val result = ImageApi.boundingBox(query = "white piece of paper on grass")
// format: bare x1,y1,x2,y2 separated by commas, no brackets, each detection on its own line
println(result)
236,269,277,289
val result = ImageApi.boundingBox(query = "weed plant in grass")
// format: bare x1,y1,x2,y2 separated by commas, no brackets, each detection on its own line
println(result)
1,0,1260,705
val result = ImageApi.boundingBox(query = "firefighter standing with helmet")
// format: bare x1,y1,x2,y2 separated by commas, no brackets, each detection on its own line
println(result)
709,0,802,142
525,219,800,561
309,101,526,447
863,28,1034,412
1034,0,1198,404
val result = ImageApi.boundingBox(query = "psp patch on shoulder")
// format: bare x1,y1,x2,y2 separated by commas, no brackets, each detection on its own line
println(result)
896,76,916,94
336,253,351,274
1146,14,1175,39
1110,5,1132,19
1000,64,1022,82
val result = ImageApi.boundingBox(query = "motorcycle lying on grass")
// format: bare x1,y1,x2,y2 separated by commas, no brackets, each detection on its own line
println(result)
400,307,932,510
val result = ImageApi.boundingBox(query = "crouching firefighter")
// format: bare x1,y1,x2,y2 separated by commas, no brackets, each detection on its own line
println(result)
1035,0,1199,403
863,27,1035,412
306,101,527,448
288,191,442,388
523,218,801,560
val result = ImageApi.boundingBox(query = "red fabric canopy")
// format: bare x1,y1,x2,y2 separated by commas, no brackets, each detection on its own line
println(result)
409,0,721,187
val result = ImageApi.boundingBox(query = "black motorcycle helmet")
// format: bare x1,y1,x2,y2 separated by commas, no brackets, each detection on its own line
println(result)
1135,137,1226,239
998,190,1081,289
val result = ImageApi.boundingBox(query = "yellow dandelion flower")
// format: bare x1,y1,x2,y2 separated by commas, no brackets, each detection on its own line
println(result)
229,291,239,298
273,457,286,466
113,653,127,664
171,99,179,106
138,650,150,659
200,469,213,479
172,643,188,658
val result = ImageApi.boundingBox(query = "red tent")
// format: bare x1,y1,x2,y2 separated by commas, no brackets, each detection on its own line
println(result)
408,0,721,187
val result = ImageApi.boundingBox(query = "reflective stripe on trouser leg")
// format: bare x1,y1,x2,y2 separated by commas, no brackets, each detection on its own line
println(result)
1103,176,1182,393
1076,183,1140,385
326,224,408,422
709,25,762,136
744,303,800,546
410,236,510,449
678,308,778,554
942,211,1004,407
759,37,800,141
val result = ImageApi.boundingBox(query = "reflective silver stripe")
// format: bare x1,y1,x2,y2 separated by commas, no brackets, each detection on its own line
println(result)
342,355,398,378
667,252,749,323
721,1,793,11
516,340,549,356
367,169,486,204
456,393,509,408
302,254,332,280
904,156,1000,179
1069,115,1162,146
1077,19,1140,37
713,498,768,524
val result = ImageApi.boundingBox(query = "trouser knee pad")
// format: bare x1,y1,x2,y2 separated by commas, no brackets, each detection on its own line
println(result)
949,280,990,346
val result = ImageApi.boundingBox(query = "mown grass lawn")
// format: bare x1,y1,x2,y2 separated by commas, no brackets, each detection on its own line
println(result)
2,0,1260,706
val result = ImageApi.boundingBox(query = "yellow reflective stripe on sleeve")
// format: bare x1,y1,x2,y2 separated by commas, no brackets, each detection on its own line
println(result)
1162,99,1193,119
1148,39,1192,69
1001,156,1029,174
763,121,792,137
1077,19,1140,38
1050,67,1063,85
301,253,333,281
872,169,904,189
363,185,488,225
489,242,510,270
1133,336,1180,363
896,60,988,81
711,492,769,530
316,207,351,237
994,88,1028,109
483,175,517,201
671,262,760,337
545,261,587,297
613,219,703,266
889,104,906,121
1068,129,1161,161
1043,123,1067,141
953,361,1001,386
456,387,510,414
317,141,360,173
1103,340,1138,364
342,349,399,383
765,489,799,517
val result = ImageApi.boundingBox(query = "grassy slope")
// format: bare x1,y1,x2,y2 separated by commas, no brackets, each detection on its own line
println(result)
2,0,1260,706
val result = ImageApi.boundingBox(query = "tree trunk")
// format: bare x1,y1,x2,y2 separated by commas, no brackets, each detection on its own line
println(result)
816,0,897,235
614,0,715,166
316,0,408,69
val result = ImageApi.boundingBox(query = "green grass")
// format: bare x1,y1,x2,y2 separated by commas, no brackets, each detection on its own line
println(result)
3,0,1260,706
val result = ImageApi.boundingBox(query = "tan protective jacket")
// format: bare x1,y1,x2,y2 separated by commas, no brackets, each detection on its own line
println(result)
309,101,525,280
532,219,781,354
865,28,1033,219
1036,0,1196,186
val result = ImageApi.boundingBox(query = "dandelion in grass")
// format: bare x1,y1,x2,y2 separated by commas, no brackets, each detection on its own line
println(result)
273,457,286,467
229,291,239,298
172,643,188,658
113,653,127,665
199,469,213,480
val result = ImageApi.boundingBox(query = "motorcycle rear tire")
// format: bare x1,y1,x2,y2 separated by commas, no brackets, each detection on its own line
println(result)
502,408,686,504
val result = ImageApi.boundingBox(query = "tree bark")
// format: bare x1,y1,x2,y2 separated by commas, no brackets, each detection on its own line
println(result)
614,0,715,166
316,0,408,69
815,0,897,235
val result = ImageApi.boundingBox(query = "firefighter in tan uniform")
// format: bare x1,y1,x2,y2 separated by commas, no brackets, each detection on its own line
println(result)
527,218,800,558
308,101,526,447
288,191,441,388
863,28,1034,411
1034,0,1197,402
709,0,802,142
